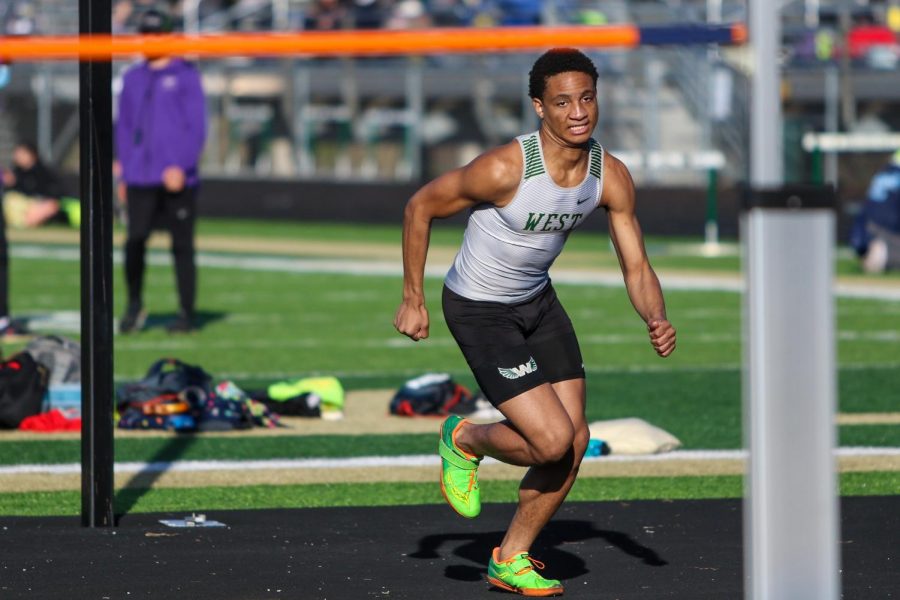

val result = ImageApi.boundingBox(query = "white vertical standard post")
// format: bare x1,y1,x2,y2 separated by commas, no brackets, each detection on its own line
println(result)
750,0,783,186
742,191,840,600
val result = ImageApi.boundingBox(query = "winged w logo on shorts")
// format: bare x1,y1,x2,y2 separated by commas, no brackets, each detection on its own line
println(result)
497,357,538,379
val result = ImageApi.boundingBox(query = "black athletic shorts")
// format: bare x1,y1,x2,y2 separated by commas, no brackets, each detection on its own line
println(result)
442,283,585,407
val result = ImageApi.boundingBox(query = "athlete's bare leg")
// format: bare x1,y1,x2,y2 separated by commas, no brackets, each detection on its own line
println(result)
455,378,589,560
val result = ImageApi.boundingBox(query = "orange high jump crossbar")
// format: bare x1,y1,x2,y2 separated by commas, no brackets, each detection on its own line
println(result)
0,24,746,61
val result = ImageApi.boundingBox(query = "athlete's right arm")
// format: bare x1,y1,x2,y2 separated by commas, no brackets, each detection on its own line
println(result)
394,144,521,341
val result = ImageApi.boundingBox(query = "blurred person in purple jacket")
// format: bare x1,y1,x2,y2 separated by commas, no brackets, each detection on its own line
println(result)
115,6,207,334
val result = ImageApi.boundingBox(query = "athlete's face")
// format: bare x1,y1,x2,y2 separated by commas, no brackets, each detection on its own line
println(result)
532,71,598,146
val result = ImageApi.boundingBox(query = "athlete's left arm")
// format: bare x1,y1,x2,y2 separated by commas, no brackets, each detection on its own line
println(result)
602,153,676,358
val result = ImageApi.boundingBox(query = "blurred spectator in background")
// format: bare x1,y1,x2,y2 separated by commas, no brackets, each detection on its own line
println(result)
847,10,900,70
1,142,78,228
228,0,274,31
386,0,432,29
814,28,837,61
847,12,898,59
2,1,37,35
350,0,385,29
850,149,900,273
304,0,349,30
427,0,477,27
115,6,207,334
889,3,900,32
113,0,135,33
494,0,542,25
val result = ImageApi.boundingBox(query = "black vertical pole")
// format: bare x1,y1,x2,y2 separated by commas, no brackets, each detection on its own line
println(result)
79,0,115,527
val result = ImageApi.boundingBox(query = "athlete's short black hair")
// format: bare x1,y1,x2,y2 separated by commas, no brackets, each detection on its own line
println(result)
528,48,599,100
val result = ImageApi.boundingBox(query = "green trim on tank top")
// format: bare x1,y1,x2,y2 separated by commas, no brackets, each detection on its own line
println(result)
522,134,545,180
589,138,603,180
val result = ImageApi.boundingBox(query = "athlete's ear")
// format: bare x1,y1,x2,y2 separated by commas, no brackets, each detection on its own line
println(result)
532,97,544,119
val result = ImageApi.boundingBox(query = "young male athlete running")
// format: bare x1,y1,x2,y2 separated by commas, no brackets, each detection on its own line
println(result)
394,48,676,596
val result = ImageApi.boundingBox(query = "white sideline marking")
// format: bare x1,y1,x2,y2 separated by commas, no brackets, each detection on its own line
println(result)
203,361,900,382
2,447,897,476
11,244,900,300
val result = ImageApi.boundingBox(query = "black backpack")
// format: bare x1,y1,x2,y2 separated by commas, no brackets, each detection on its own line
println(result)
389,373,476,417
116,358,213,411
0,353,50,428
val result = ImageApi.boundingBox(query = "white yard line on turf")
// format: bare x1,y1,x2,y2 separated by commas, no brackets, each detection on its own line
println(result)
2,447,898,476
11,244,900,300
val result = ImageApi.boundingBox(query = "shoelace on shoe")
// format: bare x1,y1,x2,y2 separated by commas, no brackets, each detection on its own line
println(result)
467,470,477,492
512,554,545,576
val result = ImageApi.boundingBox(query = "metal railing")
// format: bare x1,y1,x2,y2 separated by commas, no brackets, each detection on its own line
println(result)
183,0,299,34
2,1,748,185
5,51,738,185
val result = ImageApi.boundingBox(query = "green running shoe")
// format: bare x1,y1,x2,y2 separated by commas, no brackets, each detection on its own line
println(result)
487,547,564,597
438,415,481,518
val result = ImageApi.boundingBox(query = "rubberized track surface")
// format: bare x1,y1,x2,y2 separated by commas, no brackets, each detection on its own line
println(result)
1,497,896,599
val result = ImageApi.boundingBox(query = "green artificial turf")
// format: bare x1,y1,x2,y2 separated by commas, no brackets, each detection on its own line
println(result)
4,232,898,457
0,434,437,466
2,220,897,516
840,425,900,447
3,417,898,466
195,218,898,277
0,472,896,517
10,252,899,378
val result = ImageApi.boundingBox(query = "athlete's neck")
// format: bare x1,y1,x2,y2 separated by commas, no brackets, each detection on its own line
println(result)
538,127,590,185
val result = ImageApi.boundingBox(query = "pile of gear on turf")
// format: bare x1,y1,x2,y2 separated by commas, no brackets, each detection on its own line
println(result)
0,335,347,433
116,357,344,432
388,372,682,456
388,372,499,419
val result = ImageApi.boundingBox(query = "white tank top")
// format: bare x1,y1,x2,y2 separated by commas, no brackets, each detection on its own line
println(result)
444,131,604,303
